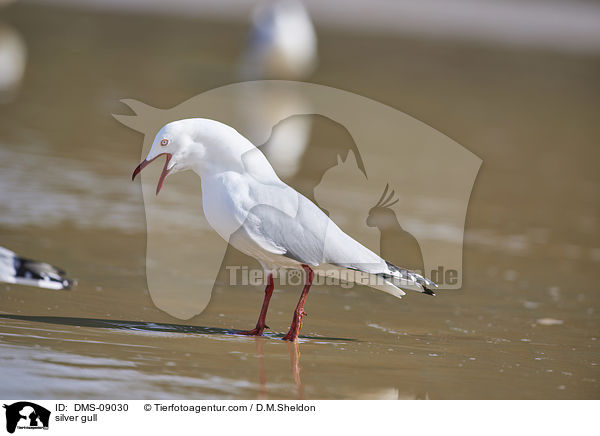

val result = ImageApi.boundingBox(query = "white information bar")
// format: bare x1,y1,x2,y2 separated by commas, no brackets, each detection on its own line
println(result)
1,400,595,435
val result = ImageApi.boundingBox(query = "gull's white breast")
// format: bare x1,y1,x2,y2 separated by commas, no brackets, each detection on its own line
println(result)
200,169,300,266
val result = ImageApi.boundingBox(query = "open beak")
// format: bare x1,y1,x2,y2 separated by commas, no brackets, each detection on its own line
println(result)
132,153,172,195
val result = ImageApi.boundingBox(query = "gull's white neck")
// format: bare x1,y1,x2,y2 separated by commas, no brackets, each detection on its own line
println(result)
187,129,281,185
186,125,259,178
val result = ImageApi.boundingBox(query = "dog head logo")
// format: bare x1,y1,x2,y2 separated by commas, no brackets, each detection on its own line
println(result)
3,402,50,434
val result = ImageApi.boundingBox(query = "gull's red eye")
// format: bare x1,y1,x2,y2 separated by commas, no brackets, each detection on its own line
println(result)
160,139,169,146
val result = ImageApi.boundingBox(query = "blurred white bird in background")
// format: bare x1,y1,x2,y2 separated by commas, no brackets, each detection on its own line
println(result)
0,246,73,290
0,22,26,103
239,0,317,179
241,0,317,80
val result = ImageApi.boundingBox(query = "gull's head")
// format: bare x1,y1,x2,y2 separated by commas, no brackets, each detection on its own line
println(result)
132,118,254,194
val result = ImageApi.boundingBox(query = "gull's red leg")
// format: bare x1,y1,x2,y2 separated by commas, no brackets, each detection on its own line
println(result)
238,273,274,336
282,265,314,341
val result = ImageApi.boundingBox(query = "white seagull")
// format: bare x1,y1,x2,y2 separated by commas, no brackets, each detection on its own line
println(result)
132,119,437,341
0,246,72,290
238,0,318,179
240,0,317,80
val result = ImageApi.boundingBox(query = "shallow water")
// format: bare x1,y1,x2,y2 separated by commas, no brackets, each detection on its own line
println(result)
0,3,598,399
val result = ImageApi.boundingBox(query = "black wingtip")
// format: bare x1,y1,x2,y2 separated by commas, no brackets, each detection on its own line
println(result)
423,287,436,296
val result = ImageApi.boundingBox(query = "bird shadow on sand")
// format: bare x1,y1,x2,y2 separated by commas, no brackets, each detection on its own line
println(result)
0,314,355,342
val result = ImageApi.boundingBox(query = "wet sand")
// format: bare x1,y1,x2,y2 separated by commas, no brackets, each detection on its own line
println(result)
0,3,598,399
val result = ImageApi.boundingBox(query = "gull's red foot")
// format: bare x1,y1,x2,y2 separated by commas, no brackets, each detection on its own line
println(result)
237,325,269,336
282,328,299,341
282,313,305,341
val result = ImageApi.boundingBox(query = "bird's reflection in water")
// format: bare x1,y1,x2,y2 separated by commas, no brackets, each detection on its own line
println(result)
250,336,431,400
255,338,267,399
286,340,304,399
252,337,304,400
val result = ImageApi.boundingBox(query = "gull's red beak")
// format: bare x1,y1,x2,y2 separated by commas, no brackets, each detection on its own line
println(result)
132,153,172,195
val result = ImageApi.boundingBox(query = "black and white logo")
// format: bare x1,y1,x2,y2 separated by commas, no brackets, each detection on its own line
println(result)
3,402,50,434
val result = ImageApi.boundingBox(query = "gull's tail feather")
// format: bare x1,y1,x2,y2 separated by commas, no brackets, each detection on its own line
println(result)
314,263,407,299
382,261,438,296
